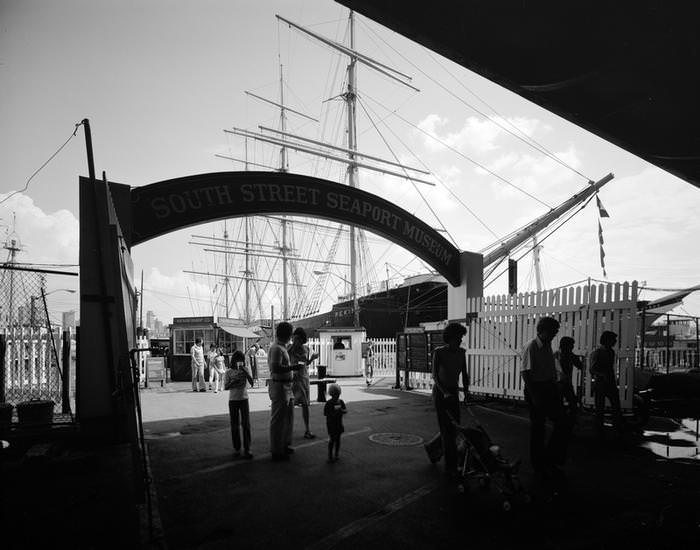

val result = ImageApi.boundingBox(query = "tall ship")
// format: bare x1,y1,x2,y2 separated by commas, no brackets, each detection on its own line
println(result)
184,8,613,339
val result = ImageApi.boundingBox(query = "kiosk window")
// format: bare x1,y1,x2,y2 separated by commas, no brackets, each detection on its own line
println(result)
333,336,351,350
173,328,215,355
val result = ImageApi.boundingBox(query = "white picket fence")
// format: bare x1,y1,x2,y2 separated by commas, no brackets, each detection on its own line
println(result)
464,281,638,409
307,338,396,377
2,326,64,409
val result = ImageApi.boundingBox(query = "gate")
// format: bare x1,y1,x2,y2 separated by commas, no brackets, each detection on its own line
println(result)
465,281,638,409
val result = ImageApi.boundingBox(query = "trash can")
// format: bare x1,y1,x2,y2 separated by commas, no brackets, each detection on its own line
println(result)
317,365,327,380
16,400,54,427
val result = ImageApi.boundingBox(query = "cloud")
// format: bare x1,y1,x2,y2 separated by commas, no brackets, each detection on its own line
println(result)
0,193,78,264
143,267,219,320
416,114,548,156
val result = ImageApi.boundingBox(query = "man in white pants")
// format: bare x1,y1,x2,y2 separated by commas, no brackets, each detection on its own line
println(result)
191,338,206,392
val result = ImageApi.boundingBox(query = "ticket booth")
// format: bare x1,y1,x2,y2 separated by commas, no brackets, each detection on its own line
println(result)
317,327,366,376
169,316,259,381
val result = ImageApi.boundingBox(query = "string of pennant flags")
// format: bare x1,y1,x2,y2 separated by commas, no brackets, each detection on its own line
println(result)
596,194,609,277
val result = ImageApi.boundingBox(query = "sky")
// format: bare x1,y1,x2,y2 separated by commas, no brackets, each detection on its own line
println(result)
1,0,699,325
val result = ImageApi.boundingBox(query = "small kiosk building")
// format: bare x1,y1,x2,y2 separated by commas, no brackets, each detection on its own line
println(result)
317,326,366,377
169,316,259,381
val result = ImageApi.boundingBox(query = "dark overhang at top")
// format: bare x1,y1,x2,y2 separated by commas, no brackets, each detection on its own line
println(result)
337,1,700,190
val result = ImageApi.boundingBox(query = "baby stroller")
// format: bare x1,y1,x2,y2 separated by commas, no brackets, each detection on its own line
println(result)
428,406,528,511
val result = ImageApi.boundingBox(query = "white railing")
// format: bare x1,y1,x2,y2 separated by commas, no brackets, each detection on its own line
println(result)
307,337,396,378
637,347,699,373
2,326,64,409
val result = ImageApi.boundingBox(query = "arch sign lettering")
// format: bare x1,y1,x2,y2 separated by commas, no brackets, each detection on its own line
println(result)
125,171,461,286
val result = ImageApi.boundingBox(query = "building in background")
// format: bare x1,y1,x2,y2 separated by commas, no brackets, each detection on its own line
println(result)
146,310,155,331
62,310,76,330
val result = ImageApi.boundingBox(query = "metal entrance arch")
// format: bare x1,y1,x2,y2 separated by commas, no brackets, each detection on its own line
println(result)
125,171,461,285
78,171,482,436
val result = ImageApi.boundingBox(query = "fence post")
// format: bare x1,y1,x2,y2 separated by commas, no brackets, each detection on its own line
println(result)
62,330,70,414
665,313,670,374
0,334,5,403
75,326,80,418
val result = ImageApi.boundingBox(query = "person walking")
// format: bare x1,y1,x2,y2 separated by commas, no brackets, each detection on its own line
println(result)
521,316,570,479
323,383,347,463
211,348,227,393
191,337,206,392
288,327,319,439
430,322,469,477
207,343,219,392
590,330,625,441
554,336,583,420
247,343,259,384
225,349,254,459
364,340,374,386
268,322,300,461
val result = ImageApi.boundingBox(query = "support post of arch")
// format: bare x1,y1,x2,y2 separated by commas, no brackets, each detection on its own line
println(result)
448,251,484,322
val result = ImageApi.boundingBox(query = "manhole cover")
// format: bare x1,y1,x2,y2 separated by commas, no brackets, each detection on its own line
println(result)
368,433,424,446
144,431,181,440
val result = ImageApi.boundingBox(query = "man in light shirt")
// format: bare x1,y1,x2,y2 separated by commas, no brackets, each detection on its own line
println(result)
521,316,570,479
191,337,206,392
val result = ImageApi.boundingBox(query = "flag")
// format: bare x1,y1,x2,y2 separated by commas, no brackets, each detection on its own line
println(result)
596,195,609,218
598,220,607,277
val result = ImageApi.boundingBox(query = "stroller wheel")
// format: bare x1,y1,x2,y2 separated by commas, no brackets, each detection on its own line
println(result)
502,500,512,512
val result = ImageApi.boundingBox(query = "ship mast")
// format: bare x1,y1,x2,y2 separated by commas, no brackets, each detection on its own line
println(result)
346,11,360,326
220,11,425,322
279,63,290,321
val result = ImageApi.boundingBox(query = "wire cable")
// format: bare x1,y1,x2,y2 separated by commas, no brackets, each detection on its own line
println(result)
357,16,591,182
362,93,553,209
1,122,82,206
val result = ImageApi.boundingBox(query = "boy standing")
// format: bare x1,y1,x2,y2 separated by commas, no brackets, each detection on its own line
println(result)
324,383,346,463
554,336,583,419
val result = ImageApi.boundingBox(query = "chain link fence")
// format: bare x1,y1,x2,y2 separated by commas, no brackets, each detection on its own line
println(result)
1,265,77,425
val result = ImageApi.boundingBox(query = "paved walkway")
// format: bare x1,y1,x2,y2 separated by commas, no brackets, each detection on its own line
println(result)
142,378,700,549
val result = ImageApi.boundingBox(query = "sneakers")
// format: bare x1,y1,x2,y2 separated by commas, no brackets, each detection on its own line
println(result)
214,390,219,393
243,452,254,460
199,388,206,392
303,432,316,439
285,447,295,454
